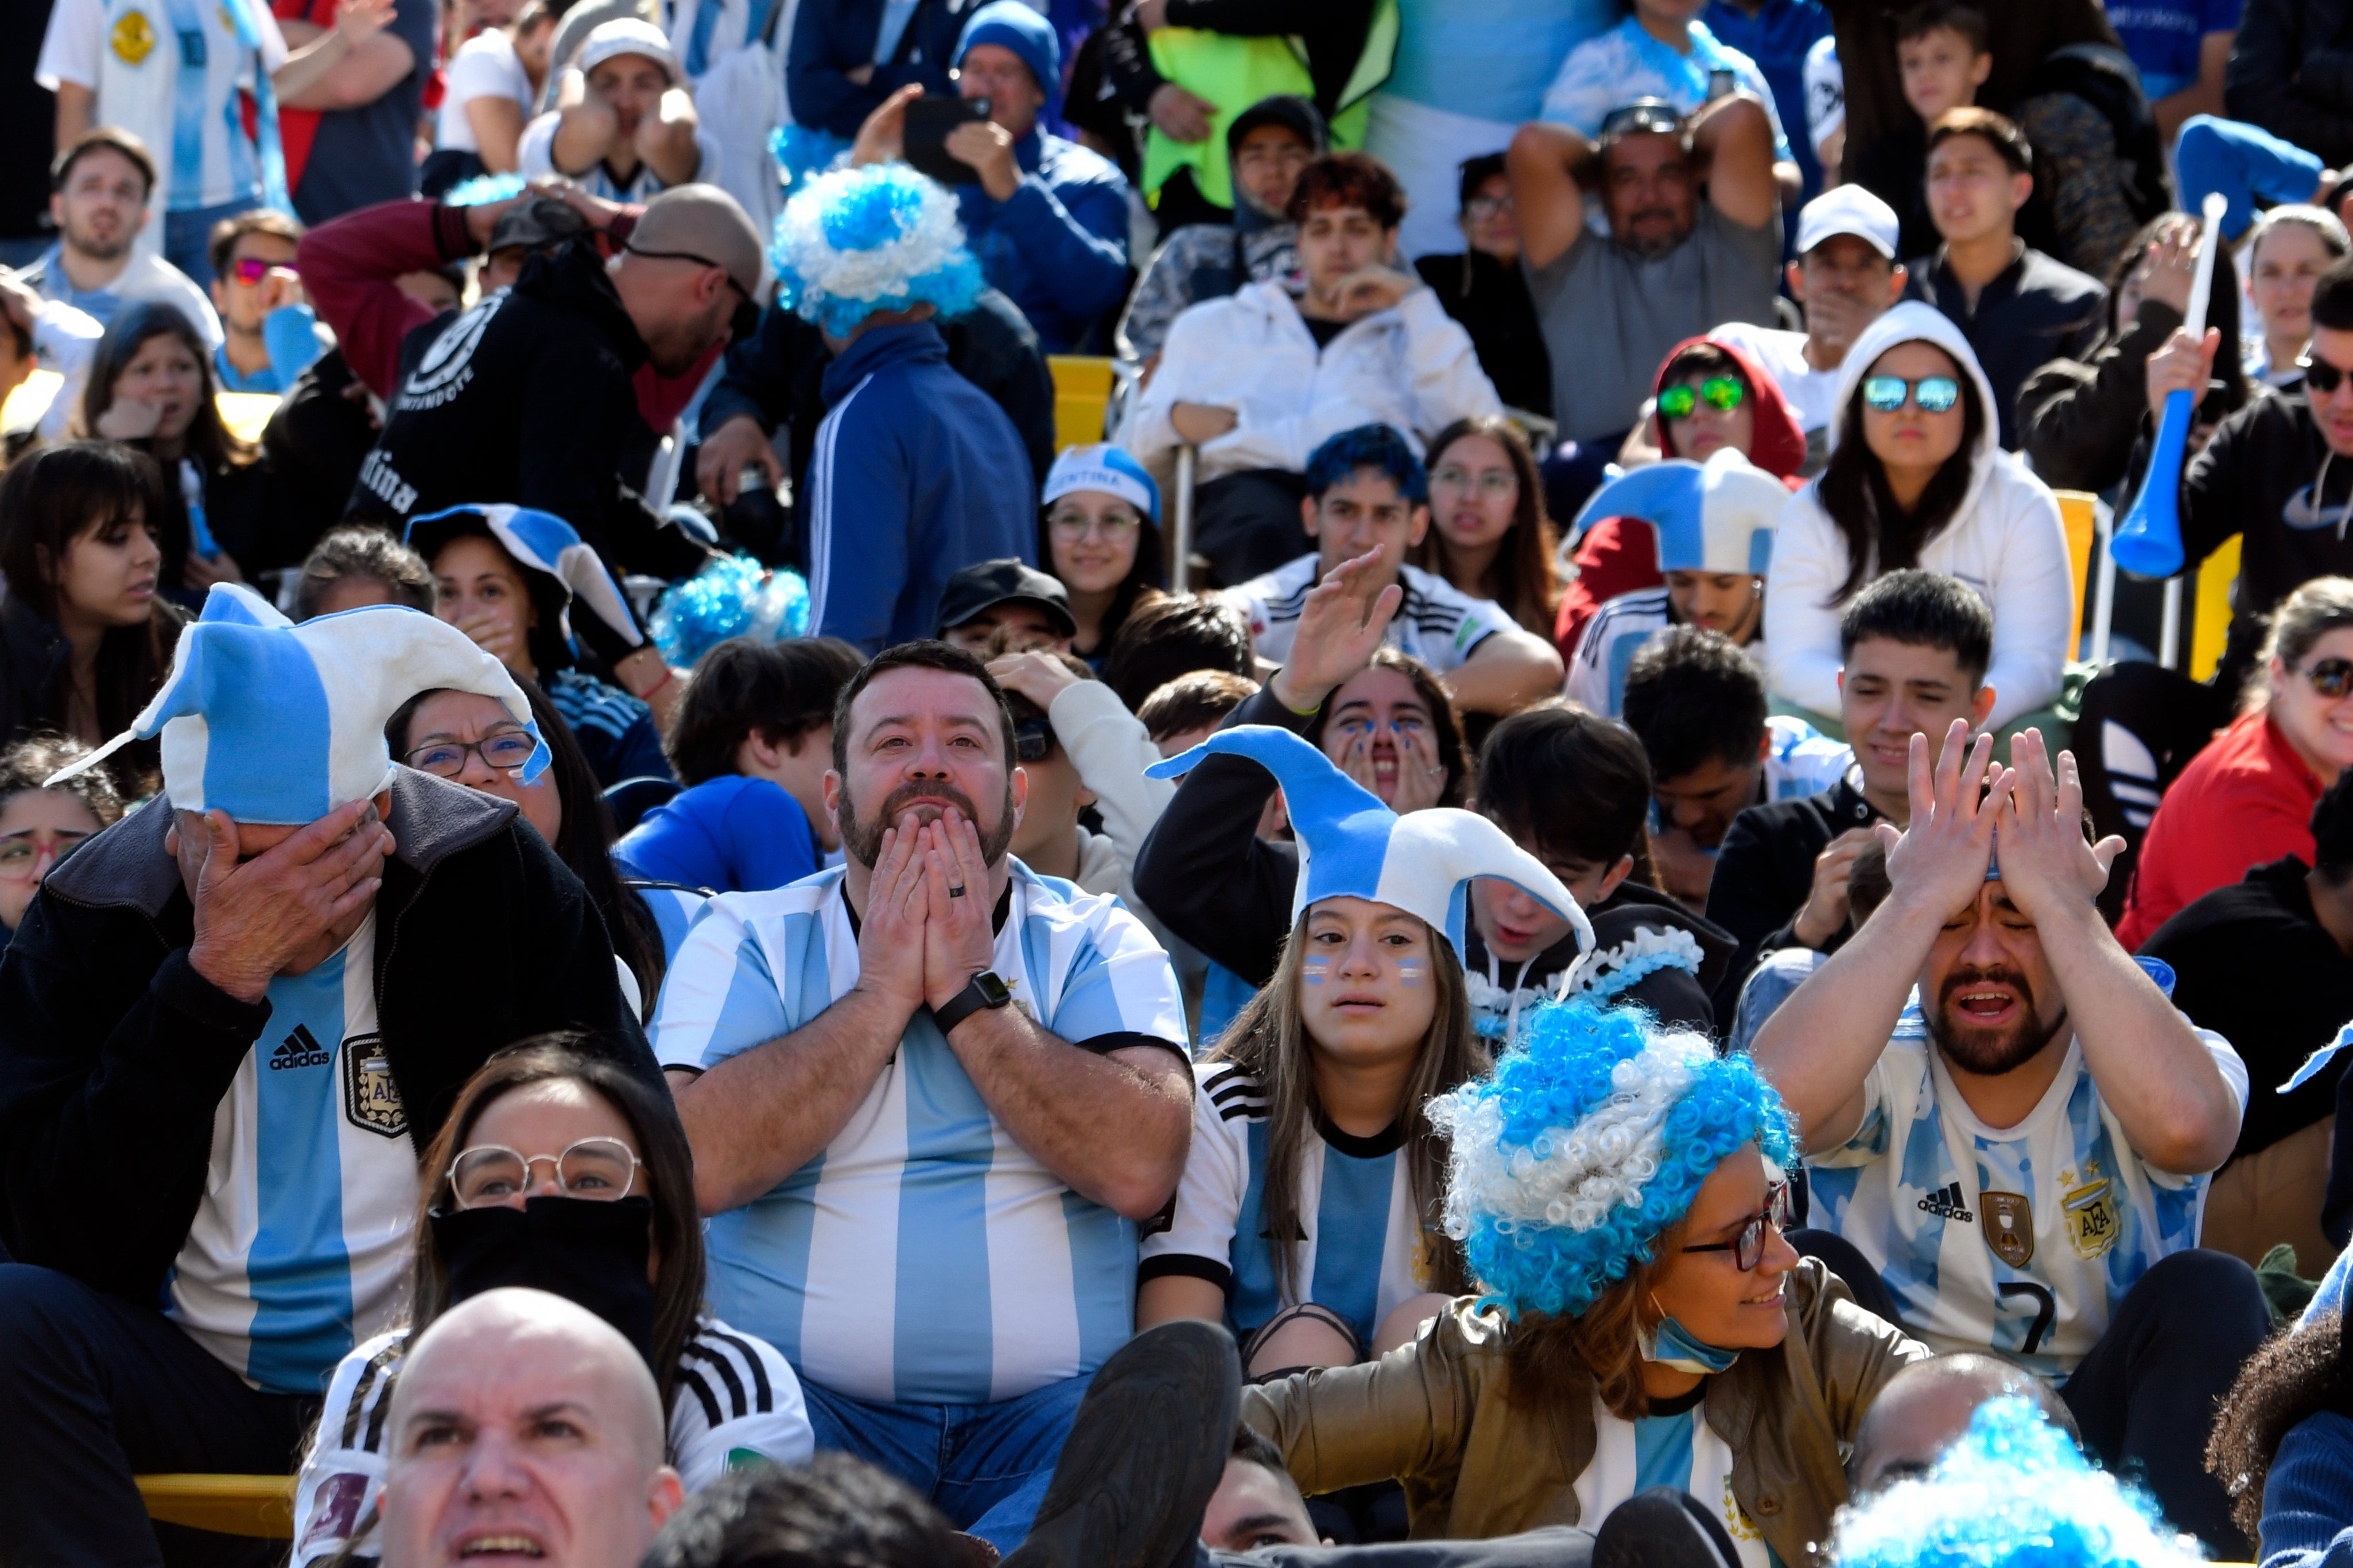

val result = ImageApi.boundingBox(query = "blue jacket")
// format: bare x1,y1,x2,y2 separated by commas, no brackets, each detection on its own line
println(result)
957,129,1130,353
2263,1411,2353,1568
803,322,1037,652
612,775,820,893
787,0,977,138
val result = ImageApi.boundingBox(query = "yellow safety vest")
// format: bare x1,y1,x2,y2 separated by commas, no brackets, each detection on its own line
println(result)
1139,0,1397,209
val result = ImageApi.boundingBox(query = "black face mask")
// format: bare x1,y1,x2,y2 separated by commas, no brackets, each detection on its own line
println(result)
430,1196,661,1376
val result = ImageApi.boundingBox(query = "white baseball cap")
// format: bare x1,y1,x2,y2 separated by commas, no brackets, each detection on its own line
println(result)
1795,184,1900,260
575,18,679,82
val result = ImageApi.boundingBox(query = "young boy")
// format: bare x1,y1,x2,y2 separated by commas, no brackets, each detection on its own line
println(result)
1854,0,1993,262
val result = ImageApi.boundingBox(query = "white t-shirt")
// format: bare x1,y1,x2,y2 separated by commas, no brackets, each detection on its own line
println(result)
1707,320,1844,437
1575,1392,1771,1568
518,110,723,202
436,28,531,153
1803,34,1843,159
1806,997,2248,1378
1224,557,1517,676
165,915,421,1395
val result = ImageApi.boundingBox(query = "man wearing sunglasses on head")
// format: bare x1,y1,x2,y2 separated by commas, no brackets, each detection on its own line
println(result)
2146,254,2353,696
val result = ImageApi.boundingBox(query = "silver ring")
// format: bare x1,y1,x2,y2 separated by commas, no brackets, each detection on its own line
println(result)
948,884,967,898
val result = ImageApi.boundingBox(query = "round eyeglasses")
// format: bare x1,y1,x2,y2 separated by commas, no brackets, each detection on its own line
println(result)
446,1137,643,1208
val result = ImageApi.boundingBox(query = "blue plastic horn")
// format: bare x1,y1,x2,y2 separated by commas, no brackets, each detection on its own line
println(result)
2110,193,2227,579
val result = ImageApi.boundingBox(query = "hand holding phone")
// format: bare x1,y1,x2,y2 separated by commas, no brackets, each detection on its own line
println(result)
904,95,992,185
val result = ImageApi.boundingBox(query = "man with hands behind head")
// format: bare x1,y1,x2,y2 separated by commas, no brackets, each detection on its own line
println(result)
0,585,654,1564
654,640,1191,1555
1751,719,2267,1555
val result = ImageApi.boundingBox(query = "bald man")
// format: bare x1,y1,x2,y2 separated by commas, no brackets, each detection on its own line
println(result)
378,1288,684,1568
1849,1353,2080,1496
347,183,760,588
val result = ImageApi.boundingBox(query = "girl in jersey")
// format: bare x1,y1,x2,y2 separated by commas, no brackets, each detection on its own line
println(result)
1238,994,1929,1561
292,1038,811,1564
1138,724,1589,1380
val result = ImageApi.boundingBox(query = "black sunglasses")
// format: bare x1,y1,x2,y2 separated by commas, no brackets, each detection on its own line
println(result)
2300,352,2353,394
1012,717,1054,763
624,243,762,340
2300,656,2353,699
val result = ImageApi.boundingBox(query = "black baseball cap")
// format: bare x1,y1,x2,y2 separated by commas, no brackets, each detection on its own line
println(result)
934,559,1077,637
1227,95,1328,158
486,195,591,256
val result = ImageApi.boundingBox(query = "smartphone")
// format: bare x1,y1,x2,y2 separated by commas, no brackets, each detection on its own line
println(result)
1707,68,1735,101
904,95,993,185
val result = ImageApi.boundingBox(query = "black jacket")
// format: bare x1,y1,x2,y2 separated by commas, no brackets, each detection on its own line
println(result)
1414,251,1553,419
345,240,712,581
699,289,1058,509
1904,245,2107,449
2018,301,2191,494
2137,855,2353,1166
0,769,657,1302
1704,773,1885,1026
0,596,181,794
1132,686,1726,1028
2227,0,2353,165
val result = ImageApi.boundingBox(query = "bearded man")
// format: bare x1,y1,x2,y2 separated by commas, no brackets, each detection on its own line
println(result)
650,639,1191,1557
1752,720,2267,1557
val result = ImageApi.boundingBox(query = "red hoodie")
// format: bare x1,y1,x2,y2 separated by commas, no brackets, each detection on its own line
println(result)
1555,334,1805,662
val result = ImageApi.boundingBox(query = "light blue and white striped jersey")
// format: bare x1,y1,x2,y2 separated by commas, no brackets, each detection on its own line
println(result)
1574,1391,1771,1568
653,861,1187,1406
167,914,420,1395
1140,1063,1435,1351
1566,588,1781,723
517,112,724,203
1806,999,2247,1377
1539,15,1795,163
628,880,712,967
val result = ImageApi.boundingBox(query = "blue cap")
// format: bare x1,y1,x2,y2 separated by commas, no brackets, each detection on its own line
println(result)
954,0,1058,94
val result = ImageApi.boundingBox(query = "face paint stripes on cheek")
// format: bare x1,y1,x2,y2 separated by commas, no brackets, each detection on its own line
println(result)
1303,956,1331,985
1397,960,1427,987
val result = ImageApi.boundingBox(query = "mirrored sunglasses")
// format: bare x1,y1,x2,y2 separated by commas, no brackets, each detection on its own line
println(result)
1657,376,1744,419
1862,374,1960,414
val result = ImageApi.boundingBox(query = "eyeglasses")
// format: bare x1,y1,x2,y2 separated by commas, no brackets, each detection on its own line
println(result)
2299,657,2353,699
1657,377,1745,419
403,729,538,779
2299,352,2353,394
0,828,92,882
1463,193,1513,223
1013,717,1054,762
446,1137,643,1208
1679,1180,1790,1271
1046,506,1143,540
1862,374,1961,414
623,242,762,341
1430,463,1517,498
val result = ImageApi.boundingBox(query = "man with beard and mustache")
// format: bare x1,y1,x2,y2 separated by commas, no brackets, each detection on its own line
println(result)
20,130,222,349
1753,719,2270,1557
1506,93,1783,452
651,640,1192,1554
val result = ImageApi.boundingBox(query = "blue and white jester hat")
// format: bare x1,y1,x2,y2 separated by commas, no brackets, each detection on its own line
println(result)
1425,995,1795,1318
1144,725,1591,960
48,582,548,824
770,163,984,340
1568,449,1785,576
405,504,643,655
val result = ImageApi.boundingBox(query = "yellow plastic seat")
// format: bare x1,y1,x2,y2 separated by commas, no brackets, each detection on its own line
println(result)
1046,355,1114,451
2190,532,2241,682
2052,490,2099,657
214,390,282,446
135,1473,297,1538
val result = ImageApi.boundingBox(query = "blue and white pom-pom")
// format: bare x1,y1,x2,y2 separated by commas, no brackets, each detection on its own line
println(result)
648,555,809,668
442,172,528,207
770,163,983,339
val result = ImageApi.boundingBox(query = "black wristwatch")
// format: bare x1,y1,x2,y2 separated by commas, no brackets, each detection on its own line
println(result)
934,970,1014,1034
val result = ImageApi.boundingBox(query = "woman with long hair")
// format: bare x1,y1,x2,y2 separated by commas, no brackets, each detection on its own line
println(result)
1414,415,1562,642
0,441,183,792
81,301,284,594
1301,648,1471,815
1237,994,1928,1557
291,1037,813,1561
1765,302,2075,734
1139,726,1587,1381
1039,445,1168,663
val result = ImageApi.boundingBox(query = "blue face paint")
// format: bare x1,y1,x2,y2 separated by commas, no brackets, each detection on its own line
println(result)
1303,955,1331,985
1638,1314,1742,1375
1397,959,1427,987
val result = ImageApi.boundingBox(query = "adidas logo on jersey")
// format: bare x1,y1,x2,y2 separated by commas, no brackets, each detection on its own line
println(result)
1916,1181,1974,1221
270,1024,333,1071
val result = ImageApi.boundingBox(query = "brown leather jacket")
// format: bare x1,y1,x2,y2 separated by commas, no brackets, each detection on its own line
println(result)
1240,1260,1930,1566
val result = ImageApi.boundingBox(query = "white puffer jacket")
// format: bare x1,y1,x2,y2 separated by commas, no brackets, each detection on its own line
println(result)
1764,302,2074,729
1119,280,1502,483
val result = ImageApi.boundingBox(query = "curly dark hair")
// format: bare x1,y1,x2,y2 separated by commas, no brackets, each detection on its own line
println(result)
2207,1309,2353,1543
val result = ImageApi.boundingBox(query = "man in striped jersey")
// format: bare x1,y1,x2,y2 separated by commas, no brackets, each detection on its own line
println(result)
655,640,1191,1553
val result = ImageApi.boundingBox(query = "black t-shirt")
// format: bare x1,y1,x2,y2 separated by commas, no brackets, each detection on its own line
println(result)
1302,314,1349,350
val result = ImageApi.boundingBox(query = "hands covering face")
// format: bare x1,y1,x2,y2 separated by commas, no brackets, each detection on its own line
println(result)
855,807,1001,1015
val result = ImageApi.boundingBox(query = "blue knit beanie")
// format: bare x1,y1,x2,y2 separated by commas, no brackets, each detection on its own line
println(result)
954,0,1058,95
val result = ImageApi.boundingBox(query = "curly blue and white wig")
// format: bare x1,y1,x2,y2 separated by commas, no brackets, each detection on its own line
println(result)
770,163,984,340
647,554,808,669
1834,1396,2200,1568
1426,998,1795,1320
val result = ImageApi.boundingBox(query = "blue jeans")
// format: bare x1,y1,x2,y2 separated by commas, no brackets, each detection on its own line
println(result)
801,1373,1089,1555
2173,114,2326,242
162,195,259,287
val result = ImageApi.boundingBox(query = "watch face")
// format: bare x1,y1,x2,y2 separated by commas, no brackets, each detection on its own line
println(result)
976,971,1013,1006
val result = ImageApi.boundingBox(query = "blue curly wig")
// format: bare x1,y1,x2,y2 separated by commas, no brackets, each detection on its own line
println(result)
1426,998,1795,1320
647,554,809,668
770,163,984,340
1834,1396,2199,1568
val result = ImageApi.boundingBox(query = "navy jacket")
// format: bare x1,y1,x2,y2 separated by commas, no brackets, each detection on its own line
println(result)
786,0,977,138
802,321,1036,652
957,129,1131,353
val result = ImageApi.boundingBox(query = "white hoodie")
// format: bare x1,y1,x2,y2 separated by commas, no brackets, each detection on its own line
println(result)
1764,302,2073,729
1119,279,1502,482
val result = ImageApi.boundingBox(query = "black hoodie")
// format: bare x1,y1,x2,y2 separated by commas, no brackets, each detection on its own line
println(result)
344,239,711,581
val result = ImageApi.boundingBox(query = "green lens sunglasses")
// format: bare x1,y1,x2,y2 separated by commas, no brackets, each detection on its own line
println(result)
1656,376,1745,419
